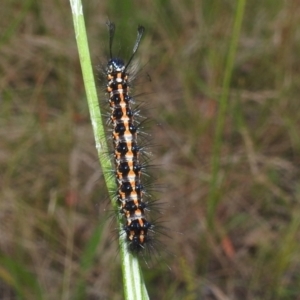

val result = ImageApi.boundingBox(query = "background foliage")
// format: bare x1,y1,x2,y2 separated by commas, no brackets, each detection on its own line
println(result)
1,0,300,299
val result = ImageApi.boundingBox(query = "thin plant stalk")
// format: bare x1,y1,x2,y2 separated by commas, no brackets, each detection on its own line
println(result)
207,0,246,229
68,1,149,299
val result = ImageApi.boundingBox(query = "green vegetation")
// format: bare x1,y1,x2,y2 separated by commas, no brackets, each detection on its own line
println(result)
1,0,300,299
68,2,148,298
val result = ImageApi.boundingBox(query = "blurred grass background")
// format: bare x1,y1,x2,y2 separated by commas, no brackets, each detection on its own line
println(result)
1,0,300,299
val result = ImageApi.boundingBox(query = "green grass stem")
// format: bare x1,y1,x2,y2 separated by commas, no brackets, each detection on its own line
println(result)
207,0,246,229
69,1,149,299
0,254,43,300
74,221,105,300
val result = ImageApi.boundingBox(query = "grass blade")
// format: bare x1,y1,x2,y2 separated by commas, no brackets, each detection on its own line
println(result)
207,0,247,229
68,1,149,299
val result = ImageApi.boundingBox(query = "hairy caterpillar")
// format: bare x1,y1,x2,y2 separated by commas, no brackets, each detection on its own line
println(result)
104,22,156,254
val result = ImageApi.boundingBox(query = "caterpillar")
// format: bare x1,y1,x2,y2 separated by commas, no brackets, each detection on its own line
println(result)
105,22,154,254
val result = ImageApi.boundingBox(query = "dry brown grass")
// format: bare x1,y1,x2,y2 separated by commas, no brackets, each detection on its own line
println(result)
1,0,300,299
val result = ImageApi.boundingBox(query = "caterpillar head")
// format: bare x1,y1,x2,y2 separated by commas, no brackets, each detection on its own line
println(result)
106,58,125,74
